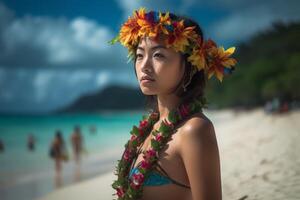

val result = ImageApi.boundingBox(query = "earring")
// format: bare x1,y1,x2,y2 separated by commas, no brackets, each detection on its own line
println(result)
182,68,196,92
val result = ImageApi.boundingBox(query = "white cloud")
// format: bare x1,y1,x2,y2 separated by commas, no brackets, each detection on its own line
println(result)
0,68,139,113
68,70,94,85
96,71,110,87
0,3,126,69
71,17,110,51
34,71,54,102
209,5,276,41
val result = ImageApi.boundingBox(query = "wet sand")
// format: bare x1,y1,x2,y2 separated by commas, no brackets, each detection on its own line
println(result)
40,108,300,200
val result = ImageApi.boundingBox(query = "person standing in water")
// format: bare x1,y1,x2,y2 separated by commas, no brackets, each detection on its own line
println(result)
70,126,83,164
0,139,4,153
27,134,35,151
50,130,68,187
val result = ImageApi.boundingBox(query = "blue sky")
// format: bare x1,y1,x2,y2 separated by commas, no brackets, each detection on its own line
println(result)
0,0,299,113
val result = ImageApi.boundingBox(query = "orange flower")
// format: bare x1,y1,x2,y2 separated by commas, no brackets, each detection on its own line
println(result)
158,12,171,35
167,20,197,52
207,46,237,82
119,16,140,48
187,39,217,71
137,9,160,38
111,7,237,82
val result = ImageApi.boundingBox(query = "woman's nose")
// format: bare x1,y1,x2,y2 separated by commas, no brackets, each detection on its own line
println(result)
141,55,153,73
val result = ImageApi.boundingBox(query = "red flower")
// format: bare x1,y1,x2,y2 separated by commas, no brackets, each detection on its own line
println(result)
138,128,144,136
123,148,131,161
179,104,190,118
130,134,137,142
163,119,174,129
136,120,149,137
139,119,149,129
140,160,151,170
154,133,163,142
131,172,145,189
116,187,125,198
143,148,157,160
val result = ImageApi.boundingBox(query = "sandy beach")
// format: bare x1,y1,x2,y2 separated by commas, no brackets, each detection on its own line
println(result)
39,108,300,200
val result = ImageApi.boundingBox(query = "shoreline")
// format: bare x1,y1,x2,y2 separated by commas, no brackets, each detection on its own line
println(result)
0,147,124,200
38,108,300,200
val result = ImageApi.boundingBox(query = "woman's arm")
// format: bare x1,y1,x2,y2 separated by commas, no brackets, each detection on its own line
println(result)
179,119,222,200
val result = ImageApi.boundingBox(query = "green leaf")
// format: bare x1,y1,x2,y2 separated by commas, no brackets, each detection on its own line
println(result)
111,180,120,189
152,130,158,136
158,120,172,133
132,125,140,136
142,114,148,120
151,139,160,149
168,110,178,124
108,35,119,45
132,139,138,147
139,168,146,174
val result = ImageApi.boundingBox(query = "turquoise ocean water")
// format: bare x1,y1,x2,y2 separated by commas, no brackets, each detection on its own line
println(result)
0,111,146,200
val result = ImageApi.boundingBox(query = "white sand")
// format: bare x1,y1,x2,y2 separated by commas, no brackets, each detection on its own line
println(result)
39,172,115,200
39,108,300,200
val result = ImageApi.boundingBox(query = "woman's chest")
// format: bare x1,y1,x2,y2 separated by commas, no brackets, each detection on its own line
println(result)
132,130,191,200
133,130,181,169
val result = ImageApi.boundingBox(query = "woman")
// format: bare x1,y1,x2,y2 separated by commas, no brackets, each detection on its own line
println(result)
50,130,68,178
70,125,83,164
111,8,237,200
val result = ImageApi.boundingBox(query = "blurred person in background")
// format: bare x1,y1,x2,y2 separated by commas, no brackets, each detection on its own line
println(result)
70,125,83,164
49,130,68,187
27,133,35,151
0,139,4,153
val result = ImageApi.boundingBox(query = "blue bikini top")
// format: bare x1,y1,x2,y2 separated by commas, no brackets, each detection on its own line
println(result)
129,163,173,186
128,143,190,188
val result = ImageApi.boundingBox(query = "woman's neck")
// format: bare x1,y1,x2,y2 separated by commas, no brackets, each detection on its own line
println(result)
156,94,182,121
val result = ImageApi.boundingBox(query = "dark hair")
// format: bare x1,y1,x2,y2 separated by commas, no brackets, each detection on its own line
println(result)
74,125,81,132
55,130,64,143
134,13,207,113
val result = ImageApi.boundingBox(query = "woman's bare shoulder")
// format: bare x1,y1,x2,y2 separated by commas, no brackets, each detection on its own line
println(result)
177,112,217,150
176,115,222,200
181,112,214,135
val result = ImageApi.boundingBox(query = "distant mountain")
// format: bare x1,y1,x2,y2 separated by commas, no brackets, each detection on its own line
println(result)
59,85,146,113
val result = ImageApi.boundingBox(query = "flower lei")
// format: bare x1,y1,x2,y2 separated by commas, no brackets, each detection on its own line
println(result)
111,97,206,200
110,7,237,82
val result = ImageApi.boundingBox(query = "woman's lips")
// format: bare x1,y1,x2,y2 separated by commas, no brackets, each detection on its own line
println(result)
141,79,155,84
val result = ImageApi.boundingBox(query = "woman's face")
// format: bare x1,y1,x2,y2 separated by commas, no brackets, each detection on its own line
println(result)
135,37,185,95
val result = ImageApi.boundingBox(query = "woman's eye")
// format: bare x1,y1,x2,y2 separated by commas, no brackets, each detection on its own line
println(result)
154,53,165,59
136,53,143,59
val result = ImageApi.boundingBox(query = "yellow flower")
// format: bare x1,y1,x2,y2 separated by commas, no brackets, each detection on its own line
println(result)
158,12,171,35
207,46,237,82
188,47,206,70
168,20,197,52
187,39,216,71
119,8,147,48
119,17,140,48
112,7,238,82
136,9,160,38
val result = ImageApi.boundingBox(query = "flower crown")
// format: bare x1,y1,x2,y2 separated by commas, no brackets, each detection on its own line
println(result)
110,8,237,82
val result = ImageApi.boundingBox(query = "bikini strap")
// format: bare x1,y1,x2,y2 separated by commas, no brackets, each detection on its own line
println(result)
155,162,191,189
